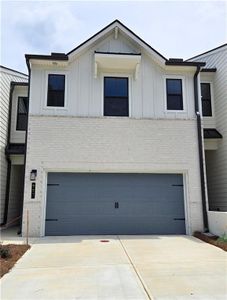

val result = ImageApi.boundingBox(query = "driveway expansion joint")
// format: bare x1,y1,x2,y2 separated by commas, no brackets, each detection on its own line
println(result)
118,236,153,300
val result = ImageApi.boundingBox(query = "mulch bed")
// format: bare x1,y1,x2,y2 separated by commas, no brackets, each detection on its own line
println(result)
194,231,227,251
0,244,31,278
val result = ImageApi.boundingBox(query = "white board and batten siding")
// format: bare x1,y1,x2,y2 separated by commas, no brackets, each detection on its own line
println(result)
192,45,227,212
0,66,28,223
29,32,196,120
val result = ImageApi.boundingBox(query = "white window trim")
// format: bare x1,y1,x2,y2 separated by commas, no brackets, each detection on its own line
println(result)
15,94,28,133
163,75,186,113
200,81,215,118
44,70,68,110
101,73,132,118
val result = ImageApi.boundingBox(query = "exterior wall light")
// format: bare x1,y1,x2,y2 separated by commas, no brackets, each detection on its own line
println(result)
30,169,37,181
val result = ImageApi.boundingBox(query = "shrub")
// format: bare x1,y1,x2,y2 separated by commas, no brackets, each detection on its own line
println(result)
217,233,227,243
0,246,11,259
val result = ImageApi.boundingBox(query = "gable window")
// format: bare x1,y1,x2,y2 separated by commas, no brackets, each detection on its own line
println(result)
166,79,183,110
47,74,65,107
16,97,28,131
201,83,212,116
104,77,129,116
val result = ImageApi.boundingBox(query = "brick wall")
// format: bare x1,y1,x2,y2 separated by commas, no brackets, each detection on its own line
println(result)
22,115,204,236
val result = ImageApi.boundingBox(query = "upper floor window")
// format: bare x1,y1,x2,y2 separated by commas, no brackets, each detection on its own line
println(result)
166,79,183,111
104,77,129,117
201,83,212,117
16,97,28,131
47,74,65,107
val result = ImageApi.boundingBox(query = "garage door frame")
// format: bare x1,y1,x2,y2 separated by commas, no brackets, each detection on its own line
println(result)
41,170,189,236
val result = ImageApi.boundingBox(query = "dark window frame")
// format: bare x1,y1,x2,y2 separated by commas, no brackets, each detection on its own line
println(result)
16,96,28,131
166,78,184,111
47,74,65,107
201,82,212,117
103,76,129,117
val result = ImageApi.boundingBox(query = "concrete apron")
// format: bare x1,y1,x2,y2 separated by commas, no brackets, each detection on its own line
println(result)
1,235,227,300
0,235,149,300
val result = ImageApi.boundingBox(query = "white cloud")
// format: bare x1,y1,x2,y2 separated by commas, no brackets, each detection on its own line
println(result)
1,1,226,73
9,2,83,52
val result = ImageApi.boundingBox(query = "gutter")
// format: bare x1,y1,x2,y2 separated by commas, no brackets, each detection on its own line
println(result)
166,60,206,67
193,66,209,232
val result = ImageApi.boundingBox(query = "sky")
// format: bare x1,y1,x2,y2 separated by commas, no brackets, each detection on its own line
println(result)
1,0,226,74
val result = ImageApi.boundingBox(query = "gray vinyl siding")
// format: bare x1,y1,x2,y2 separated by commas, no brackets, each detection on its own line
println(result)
0,67,27,223
192,46,227,211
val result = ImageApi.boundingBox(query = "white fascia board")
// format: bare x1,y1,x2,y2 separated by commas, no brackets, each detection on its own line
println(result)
30,59,68,68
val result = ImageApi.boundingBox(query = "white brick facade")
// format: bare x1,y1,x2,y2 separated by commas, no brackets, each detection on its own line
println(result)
22,115,204,236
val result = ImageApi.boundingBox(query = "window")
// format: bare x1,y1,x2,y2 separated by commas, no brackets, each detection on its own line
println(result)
47,74,65,107
201,83,212,116
16,97,28,131
104,77,129,116
166,79,183,110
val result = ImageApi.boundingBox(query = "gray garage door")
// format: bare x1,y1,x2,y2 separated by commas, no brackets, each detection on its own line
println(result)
45,173,185,235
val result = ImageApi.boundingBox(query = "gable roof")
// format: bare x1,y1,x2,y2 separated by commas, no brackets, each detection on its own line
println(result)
25,20,206,69
0,65,28,77
67,19,167,62
187,43,227,61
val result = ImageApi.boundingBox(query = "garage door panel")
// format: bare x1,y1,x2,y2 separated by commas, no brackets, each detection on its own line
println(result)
45,173,185,235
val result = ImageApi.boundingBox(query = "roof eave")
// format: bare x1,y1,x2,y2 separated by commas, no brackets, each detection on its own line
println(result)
165,61,206,67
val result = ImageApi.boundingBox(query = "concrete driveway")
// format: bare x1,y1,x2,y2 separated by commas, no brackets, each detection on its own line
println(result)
1,235,226,300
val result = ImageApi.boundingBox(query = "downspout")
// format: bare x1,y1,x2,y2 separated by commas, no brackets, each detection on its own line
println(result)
18,58,31,234
194,66,208,231
1,83,15,226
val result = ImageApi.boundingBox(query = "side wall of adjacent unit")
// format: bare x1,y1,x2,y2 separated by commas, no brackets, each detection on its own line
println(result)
0,67,27,223
193,46,227,211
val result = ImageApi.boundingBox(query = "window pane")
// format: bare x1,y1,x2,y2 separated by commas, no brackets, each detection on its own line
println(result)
104,77,128,97
48,74,65,91
17,97,28,130
47,91,65,107
18,97,28,113
202,99,212,116
47,74,65,107
167,79,182,95
167,95,183,110
17,115,27,130
104,77,129,117
201,83,212,116
104,98,129,116
201,83,211,99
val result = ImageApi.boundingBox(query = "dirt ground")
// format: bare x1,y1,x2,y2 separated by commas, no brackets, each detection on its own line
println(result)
0,244,30,278
194,231,227,251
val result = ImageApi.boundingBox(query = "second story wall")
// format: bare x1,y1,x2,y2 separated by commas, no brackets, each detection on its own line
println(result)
29,32,196,120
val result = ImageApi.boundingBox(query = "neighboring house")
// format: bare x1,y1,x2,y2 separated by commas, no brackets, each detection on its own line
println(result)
189,44,227,211
1,20,225,237
0,65,28,226
189,44,227,236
